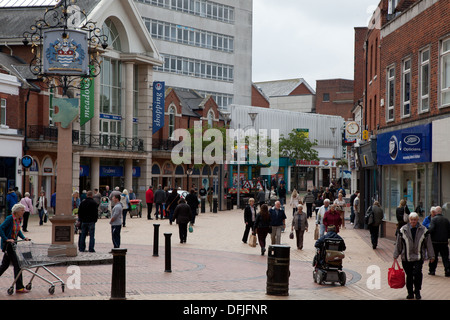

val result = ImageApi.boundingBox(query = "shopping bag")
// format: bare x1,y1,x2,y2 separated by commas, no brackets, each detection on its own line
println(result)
249,234,257,247
314,225,319,240
388,260,405,289
188,222,194,233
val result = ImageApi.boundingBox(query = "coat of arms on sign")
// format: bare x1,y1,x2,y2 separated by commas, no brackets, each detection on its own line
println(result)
43,29,88,76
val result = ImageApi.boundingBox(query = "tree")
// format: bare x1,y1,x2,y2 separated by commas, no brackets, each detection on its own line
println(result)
279,129,319,191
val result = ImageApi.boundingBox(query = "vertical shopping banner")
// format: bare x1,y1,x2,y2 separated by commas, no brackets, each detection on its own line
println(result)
152,81,165,134
79,77,94,126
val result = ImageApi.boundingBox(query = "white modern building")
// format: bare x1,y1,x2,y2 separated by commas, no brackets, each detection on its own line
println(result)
135,0,253,109
253,78,316,113
227,104,345,191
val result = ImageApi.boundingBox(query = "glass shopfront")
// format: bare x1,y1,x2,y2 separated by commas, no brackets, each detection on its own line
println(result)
378,123,433,222
382,163,435,222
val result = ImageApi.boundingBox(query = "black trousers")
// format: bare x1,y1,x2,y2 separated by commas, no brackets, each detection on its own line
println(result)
369,225,380,248
0,243,24,290
22,211,30,231
429,243,450,274
402,260,423,294
242,223,254,243
306,203,313,218
147,203,153,219
178,223,188,243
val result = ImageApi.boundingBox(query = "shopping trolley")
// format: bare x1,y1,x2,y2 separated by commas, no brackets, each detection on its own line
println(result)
8,241,66,295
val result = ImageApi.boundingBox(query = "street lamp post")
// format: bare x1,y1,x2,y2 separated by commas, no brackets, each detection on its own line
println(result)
237,112,258,209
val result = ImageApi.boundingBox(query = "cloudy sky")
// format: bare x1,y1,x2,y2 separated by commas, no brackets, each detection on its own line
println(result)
252,0,377,90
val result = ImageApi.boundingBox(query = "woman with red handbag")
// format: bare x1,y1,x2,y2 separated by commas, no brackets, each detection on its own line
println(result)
393,212,435,300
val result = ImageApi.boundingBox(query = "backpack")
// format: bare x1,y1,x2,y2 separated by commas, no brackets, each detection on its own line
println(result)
365,206,374,225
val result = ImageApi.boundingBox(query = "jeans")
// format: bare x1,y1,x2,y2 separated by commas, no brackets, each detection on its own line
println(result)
111,225,122,248
78,222,96,252
155,203,164,219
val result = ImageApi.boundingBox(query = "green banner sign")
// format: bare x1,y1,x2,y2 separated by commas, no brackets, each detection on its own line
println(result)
80,77,94,126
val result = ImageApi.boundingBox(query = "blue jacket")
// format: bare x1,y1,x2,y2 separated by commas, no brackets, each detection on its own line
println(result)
6,192,17,213
0,215,25,251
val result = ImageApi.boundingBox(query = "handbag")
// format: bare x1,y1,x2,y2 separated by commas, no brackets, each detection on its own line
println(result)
314,225,319,240
249,234,257,247
403,207,409,223
289,231,294,239
388,260,405,289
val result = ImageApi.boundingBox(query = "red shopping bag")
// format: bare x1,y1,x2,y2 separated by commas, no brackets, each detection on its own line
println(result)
388,260,405,289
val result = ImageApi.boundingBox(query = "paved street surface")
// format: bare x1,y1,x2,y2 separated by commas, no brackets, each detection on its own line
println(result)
1,201,450,303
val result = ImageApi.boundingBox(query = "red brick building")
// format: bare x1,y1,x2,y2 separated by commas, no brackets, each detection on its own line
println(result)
151,88,225,190
315,79,354,121
354,0,450,239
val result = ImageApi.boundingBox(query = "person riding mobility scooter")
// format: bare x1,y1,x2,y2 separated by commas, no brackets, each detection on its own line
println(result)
313,225,347,286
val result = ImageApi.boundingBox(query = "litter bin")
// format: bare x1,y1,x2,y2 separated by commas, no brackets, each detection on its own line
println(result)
266,245,290,296
129,199,142,218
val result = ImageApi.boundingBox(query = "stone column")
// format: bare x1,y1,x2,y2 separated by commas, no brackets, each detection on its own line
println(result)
124,62,134,140
91,157,100,190
50,123,77,257
124,158,133,191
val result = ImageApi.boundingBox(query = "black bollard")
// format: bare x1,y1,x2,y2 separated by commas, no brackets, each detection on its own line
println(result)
164,233,172,273
153,224,160,257
110,248,127,300
213,198,218,213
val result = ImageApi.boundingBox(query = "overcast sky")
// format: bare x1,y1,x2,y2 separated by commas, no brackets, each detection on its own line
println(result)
252,0,378,90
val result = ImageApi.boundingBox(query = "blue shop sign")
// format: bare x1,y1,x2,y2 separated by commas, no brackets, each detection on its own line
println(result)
100,166,123,177
377,123,431,165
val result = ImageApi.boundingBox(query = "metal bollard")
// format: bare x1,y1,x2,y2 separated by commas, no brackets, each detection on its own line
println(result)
266,245,290,296
213,198,218,213
164,233,172,273
110,248,127,300
153,224,160,257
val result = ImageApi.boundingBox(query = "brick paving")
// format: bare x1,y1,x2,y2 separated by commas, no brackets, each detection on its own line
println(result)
0,201,449,301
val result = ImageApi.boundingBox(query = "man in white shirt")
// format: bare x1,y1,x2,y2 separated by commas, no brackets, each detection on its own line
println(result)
316,199,330,238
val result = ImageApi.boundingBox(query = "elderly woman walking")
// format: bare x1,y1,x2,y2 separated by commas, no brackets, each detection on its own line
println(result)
394,212,435,300
291,204,308,250
0,204,30,293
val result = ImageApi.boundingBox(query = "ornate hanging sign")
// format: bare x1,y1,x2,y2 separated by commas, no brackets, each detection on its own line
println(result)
43,29,89,76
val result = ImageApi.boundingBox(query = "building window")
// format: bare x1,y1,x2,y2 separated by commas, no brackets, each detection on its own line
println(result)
207,110,214,128
419,48,430,113
402,59,411,117
441,38,450,108
100,58,123,116
168,105,176,138
323,93,330,102
155,54,234,82
137,0,235,24
0,98,6,126
387,66,395,121
102,19,122,51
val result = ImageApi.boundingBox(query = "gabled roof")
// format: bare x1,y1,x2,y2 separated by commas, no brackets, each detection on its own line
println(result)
253,78,315,97
0,0,100,42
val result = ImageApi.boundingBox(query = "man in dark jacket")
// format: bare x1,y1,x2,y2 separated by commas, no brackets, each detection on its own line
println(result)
185,189,199,225
314,225,346,251
173,199,193,243
428,206,450,276
78,191,99,252
153,185,166,220
166,189,180,225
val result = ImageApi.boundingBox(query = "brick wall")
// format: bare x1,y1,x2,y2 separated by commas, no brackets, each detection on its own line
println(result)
315,79,354,120
378,0,450,130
